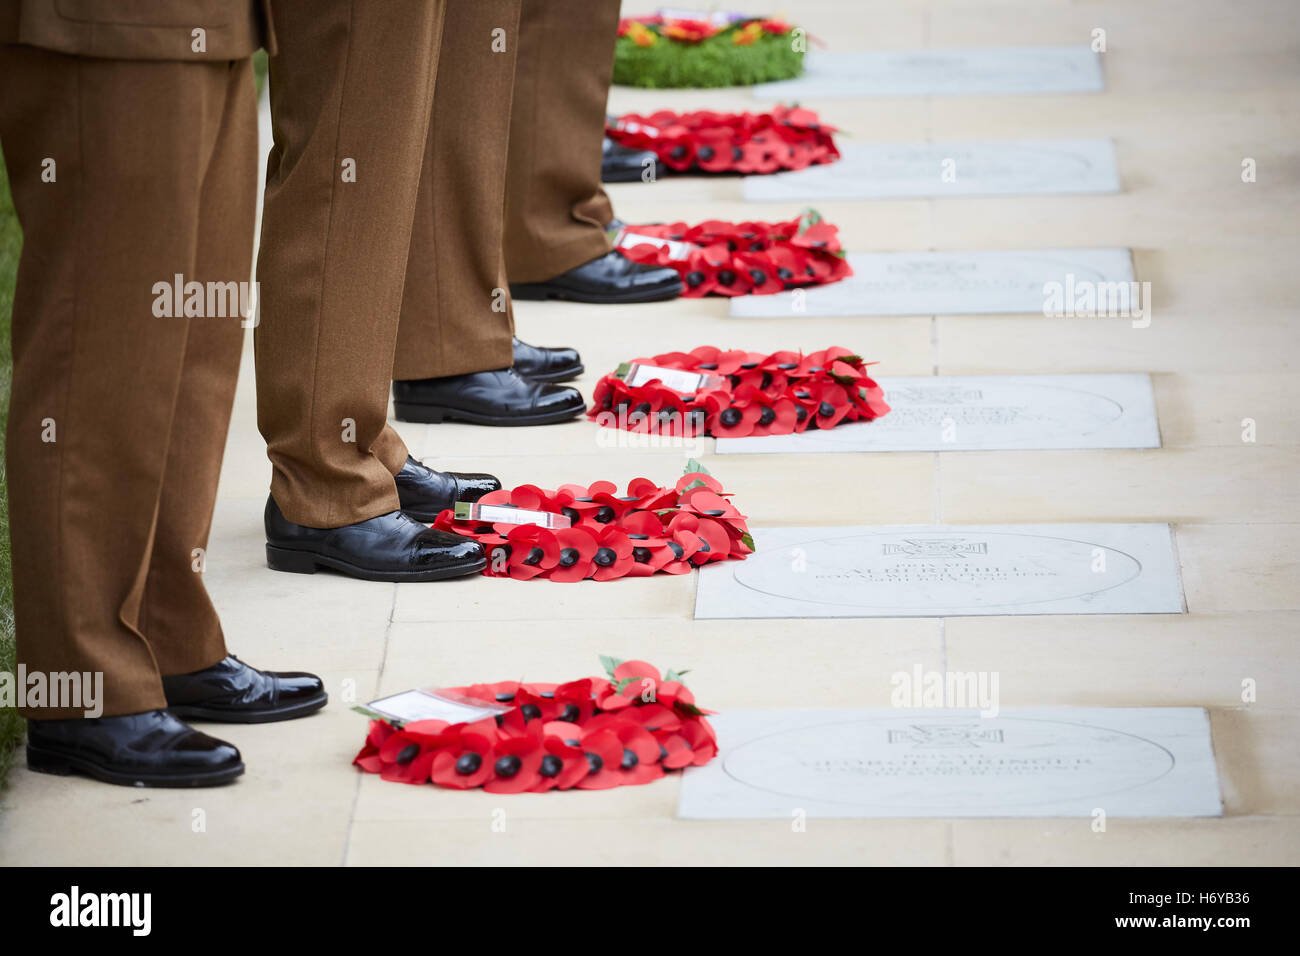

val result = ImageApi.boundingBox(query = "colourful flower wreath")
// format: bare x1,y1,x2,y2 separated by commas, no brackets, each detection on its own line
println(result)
590,346,891,439
614,208,852,297
615,16,802,89
429,464,753,582
353,658,717,792
607,105,839,175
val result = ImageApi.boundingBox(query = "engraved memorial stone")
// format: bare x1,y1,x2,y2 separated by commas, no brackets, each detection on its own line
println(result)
714,374,1160,454
752,46,1104,99
742,139,1120,202
676,708,1222,818
728,249,1135,317
693,524,1184,619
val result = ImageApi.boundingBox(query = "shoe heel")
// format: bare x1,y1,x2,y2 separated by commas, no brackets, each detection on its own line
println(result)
27,747,75,776
266,544,319,574
393,403,444,424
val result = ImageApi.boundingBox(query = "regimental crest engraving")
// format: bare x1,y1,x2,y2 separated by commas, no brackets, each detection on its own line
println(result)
888,724,1005,748
882,538,989,558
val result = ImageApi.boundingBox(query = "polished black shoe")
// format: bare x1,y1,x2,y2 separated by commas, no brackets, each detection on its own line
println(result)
602,136,660,183
163,655,328,724
512,336,583,383
396,455,500,522
392,367,585,426
264,495,486,582
26,710,244,788
509,250,682,304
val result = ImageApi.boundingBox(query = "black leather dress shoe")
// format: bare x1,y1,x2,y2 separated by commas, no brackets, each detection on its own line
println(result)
513,336,584,383
509,250,682,304
602,137,660,183
396,455,500,522
164,655,328,723
392,367,585,426
264,496,486,582
27,710,244,788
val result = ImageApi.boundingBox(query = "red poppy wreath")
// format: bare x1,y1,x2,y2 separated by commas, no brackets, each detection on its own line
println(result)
353,657,717,792
590,346,891,439
607,105,839,174
612,208,851,297
428,461,753,581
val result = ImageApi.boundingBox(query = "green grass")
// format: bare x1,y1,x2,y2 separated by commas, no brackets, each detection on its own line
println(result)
0,145,20,787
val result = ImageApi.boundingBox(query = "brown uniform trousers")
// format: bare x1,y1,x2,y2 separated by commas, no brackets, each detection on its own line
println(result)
0,0,267,718
260,0,621,529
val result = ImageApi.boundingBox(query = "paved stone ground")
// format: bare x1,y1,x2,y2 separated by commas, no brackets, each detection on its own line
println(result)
2,0,1298,865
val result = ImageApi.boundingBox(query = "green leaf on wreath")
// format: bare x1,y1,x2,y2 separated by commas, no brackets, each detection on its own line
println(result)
682,457,713,490
741,531,757,552
615,676,643,694
796,207,824,235
599,654,624,678
664,668,691,684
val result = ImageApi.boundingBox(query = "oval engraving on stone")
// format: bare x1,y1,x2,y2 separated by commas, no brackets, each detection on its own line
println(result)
730,530,1143,610
722,715,1176,810
819,381,1125,444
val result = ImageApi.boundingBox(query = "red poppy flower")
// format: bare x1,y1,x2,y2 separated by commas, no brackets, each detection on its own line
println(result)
624,702,684,735
456,680,520,707
809,381,853,429
353,719,398,773
674,470,725,494
550,526,599,582
591,525,635,581
428,724,496,789
575,728,627,790
552,679,597,725
482,733,544,794
611,721,666,786
707,400,761,436
500,525,559,580
599,659,663,709
529,728,589,792
679,719,718,765
375,727,444,784
654,732,698,769
678,486,744,522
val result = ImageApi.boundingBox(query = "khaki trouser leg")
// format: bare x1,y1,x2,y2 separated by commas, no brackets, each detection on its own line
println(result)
392,0,522,383
141,60,259,677
502,0,619,284
255,0,443,527
0,47,255,718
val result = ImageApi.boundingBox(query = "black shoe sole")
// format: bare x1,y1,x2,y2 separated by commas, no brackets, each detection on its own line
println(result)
392,401,586,426
265,544,487,582
516,363,584,383
168,692,329,724
508,282,682,304
27,745,245,788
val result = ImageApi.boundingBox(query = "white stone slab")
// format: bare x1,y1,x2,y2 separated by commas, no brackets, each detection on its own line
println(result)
715,374,1160,454
728,248,1134,317
693,524,1184,619
742,139,1120,201
677,707,1222,819
752,47,1103,99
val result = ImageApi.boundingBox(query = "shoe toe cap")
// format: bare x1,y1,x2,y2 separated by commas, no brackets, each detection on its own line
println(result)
537,384,586,415
414,529,487,568
450,472,503,501
276,672,327,703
